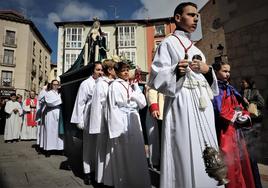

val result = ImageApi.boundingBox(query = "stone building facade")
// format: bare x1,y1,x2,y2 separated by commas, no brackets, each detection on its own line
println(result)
195,0,227,65
217,0,268,163
0,10,52,98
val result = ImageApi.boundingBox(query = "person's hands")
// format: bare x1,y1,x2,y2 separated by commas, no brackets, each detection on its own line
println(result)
151,110,160,119
13,108,18,114
190,60,209,74
30,104,36,108
243,97,250,105
76,122,84,130
177,59,189,76
131,83,140,91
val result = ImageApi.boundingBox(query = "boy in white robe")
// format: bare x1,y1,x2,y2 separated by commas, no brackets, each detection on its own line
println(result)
107,61,151,188
4,93,23,142
43,80,63,156
70,61,103,185
148,2,223,188
20,90,37,140
89,59,116,184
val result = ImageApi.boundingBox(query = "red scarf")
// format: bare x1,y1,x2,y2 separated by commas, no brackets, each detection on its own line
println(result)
26,98,37,126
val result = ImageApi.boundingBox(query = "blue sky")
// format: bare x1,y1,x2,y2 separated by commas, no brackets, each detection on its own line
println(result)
0,0,208,63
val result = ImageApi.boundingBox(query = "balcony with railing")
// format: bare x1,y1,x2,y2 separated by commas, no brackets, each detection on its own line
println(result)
3,35,17,48
0,78,14,88
39,70,43,80
0,55,16,67
32,64,37,76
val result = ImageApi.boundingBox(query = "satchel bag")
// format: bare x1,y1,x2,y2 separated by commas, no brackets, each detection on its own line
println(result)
247,103,259,117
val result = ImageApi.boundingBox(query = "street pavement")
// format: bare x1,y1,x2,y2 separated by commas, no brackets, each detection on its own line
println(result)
0,135,267,188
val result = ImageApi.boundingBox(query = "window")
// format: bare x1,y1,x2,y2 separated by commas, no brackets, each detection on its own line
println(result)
117,26,136,47
33,41,36,56
32,59,37,75
5,30,16,45
65,28,83,48
102,32,109,50
65,53,78,71
118,48,136,65
155,24,165,36
1,71,13,87
39,49,42,62
3,49,15,65
45,56,48,68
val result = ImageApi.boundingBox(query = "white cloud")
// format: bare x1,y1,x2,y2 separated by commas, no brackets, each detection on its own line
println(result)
44,1,108,30
131,0,208,40
131,0,179,19
60,1,107,21
132,0,208,19
46,12,61,31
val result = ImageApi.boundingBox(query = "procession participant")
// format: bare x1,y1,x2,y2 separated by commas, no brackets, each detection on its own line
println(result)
36,83,49,149
20,90,37,140
89,59,116,184
4,93,23,142
107,61,151,188
147,2,221,188
145,87,165,170
43,80,63,157
212,61,256,188
16,94,24,127
240,77,264,188
70,61,103,185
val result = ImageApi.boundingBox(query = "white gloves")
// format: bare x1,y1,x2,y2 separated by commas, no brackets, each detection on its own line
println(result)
76,122,84,130
236,114,250,124
131,83,141,92
231,110,243,123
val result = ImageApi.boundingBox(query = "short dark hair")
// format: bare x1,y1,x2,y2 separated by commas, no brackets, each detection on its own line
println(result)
212,61,230,72
91,61,102,74
173,2,197,18
114,61,130,74
242,77,255,89
10,93,16,97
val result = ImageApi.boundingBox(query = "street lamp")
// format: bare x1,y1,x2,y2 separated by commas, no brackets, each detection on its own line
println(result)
215,43,228,63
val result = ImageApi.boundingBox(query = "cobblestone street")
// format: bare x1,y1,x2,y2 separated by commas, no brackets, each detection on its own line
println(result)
0,135,267,188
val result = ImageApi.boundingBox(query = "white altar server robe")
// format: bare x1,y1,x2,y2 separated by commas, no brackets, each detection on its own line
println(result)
148,30,222,188
4,100,23,141
107,78,151,188
89,76,111,184
44,90,63,150
70,76,96,174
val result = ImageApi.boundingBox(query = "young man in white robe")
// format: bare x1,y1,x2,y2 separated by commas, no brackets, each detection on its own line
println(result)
36,84,49,149
107,61,151,188
89,59,116,185
20,90,37,140
148,2,223,188
70,61,103,185
4,93,23,142
43,80,63,157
